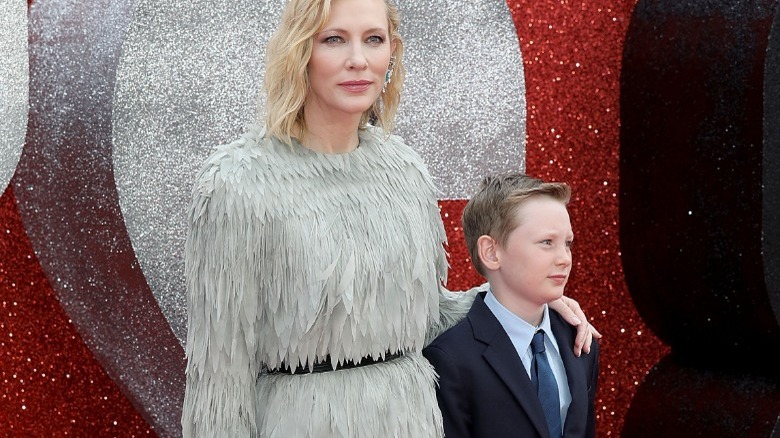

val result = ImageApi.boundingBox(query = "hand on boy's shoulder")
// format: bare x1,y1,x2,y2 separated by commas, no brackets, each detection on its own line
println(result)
549,307,600,357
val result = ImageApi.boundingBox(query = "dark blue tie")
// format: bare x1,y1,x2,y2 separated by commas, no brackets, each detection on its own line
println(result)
531,330,562,438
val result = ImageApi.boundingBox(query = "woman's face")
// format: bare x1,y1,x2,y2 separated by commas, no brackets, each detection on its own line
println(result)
305,0,394,122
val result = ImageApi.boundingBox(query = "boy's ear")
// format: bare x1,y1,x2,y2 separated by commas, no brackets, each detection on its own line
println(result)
477,235,501,271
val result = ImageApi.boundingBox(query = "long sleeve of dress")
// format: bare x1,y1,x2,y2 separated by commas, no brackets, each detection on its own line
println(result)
181,140,261,437
426,283,487,345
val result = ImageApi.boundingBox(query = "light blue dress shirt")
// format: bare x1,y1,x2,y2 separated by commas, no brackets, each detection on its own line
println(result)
484,290,572,428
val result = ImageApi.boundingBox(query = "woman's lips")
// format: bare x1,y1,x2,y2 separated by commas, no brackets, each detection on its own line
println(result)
339,80,372,92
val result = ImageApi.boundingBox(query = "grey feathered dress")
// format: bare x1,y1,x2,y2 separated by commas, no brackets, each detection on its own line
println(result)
181,124,483,437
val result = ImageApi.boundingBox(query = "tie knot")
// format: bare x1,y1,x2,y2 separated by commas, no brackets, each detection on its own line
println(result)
531,330,546,355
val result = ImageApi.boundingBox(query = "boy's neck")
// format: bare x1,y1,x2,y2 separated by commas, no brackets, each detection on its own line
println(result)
488,283,546,327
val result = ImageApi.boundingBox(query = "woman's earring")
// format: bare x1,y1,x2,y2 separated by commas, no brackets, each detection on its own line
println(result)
383,56,396,93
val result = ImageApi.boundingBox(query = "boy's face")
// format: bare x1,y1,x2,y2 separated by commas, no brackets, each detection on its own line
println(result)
493,196,573,306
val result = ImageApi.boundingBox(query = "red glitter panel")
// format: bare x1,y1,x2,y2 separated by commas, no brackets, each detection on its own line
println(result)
440,200,484,291
0,187,155,437
503,1,670,436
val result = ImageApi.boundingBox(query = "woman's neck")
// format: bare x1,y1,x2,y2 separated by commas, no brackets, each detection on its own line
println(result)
300,109,362,154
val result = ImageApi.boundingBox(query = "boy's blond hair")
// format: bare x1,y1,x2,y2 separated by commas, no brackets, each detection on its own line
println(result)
462,173,571,276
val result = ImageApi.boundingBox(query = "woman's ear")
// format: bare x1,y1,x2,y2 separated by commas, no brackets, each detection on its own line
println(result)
477,235,500,272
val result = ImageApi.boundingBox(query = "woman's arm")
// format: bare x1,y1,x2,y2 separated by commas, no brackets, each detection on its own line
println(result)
425,284,487,345
181,146,260,437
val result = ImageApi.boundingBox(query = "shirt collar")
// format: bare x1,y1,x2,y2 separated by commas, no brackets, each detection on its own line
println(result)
484,289,559,355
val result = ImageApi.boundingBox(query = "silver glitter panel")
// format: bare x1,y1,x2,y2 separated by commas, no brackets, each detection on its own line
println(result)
396,0,526,199
113,0,525,348
113,0,284,345
16,0,184,436
0,0,28,193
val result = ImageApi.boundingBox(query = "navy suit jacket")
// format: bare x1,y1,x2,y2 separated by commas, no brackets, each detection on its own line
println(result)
423,292,599,438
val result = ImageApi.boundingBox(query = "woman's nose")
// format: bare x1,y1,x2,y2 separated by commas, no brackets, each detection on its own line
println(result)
346,45,368,70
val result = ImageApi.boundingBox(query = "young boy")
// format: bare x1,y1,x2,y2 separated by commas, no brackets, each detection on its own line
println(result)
423,173,599,438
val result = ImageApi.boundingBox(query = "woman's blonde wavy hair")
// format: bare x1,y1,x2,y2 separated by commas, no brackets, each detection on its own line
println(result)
263,0,405,144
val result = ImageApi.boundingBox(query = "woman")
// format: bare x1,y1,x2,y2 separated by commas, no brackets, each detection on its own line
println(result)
181,0,599,435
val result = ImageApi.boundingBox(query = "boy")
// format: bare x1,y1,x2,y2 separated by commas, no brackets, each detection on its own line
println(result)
423,173,599,438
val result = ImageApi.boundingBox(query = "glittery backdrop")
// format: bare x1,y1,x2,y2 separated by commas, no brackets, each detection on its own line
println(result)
0,188,153,435
15,0,184,435
0,0,690,436
503,2,669,435
766,2,780,322
619,1,780,435
0,0,28,192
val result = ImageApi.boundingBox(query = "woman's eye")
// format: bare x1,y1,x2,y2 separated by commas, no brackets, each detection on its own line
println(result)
566,240,573,248
323,35,343,44
366,35,385,44
540,239,553,245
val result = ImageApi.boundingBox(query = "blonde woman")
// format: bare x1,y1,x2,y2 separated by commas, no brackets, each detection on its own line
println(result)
181,0,600,435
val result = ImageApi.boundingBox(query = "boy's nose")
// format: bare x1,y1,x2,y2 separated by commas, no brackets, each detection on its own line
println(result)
556,249,572,266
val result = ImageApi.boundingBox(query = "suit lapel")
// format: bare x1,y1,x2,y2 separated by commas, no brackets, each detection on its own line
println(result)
469,293,550,437
550,311,587,437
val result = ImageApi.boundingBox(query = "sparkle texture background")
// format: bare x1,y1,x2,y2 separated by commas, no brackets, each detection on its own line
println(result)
0,0,684,436
0,0,27,191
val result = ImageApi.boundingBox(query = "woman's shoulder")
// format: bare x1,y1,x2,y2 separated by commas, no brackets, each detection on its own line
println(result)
359,127,440,204
362,126,427,168
367,127,435,180
188,124,290,222
191,124,279,199
197,124,286,178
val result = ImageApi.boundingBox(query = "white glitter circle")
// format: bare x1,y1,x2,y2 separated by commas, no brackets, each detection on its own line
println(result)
396,0,526,199
113,0,526,345
0,0,28,193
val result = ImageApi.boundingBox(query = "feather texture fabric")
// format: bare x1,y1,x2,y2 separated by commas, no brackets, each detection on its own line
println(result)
181,125,483,437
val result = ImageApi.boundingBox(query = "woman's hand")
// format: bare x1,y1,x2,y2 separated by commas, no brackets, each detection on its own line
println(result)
549,295,602,357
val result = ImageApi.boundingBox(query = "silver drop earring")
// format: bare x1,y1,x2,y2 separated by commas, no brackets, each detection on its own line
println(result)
383,56,396,93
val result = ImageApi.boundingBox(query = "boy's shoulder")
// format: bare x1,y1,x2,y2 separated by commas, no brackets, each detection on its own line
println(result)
422,316,479,375
424,291,489,353
425,316,474,352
